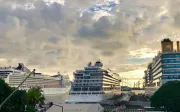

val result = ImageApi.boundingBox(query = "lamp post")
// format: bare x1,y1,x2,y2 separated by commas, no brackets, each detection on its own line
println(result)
25,105,27,112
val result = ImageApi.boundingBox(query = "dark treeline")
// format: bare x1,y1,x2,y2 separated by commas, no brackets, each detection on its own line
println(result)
0,80,45,112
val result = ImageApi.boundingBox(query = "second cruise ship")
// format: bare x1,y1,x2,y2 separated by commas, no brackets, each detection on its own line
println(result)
144,38,180,96
0,63,71,103
66,61,121,103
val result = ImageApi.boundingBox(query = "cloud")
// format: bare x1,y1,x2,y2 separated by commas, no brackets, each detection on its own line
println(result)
76,16,111,38
92,41,123,50
48,36,61,44
45,49,61,55
129,48,158,59
101,51,114,57
0,0,179,80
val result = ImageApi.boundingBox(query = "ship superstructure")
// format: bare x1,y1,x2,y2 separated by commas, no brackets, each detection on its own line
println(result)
0,63,71,103
144,39,180,96
66,61,121,103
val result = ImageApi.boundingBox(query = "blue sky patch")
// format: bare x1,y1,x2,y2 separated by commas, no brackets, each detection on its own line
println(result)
89,1,117,12
127,58,150,64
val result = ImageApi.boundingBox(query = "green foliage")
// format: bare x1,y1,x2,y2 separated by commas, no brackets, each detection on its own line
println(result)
0,79,45,112
150,81,180,112
104,109,112,112
0,80,26,112
9,90,27,112
26,87,45,107
26,105,38,112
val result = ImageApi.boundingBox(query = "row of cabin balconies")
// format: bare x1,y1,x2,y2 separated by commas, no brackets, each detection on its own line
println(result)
74,71,105,75
74,79,102,83
9,78,60,82
70,87,118,93
75,76,102,79
73,79,118,84
103,75,120,82
151,55,180,71
72,82,119,87
74,76,119,82
75,69,107,73
72,83,102,87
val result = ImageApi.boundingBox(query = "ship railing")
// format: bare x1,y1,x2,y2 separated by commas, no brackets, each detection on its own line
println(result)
69,91,104,95
0,67,13,69
75,69,107,73
75,70,85,73
71,83,102,86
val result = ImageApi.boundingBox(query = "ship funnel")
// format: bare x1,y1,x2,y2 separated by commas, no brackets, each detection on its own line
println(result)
177,41,180,52
16,63,24,71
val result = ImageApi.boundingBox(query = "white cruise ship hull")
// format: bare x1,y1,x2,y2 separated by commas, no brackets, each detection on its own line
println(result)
66,90,120,103
43,86,71,103
19,86,71,103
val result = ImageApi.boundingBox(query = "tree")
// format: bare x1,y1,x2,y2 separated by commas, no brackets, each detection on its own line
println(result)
104,109,112,112
26,86,45,111
150,81,180,112
0,79,45,112
9,89,27,112
0,80,26,112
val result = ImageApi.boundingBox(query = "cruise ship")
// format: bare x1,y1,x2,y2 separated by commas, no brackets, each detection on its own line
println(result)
0,63,71,103
66,61,121,103
144,38,180,96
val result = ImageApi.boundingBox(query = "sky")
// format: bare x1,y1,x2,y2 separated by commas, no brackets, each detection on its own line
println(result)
0,0,180,81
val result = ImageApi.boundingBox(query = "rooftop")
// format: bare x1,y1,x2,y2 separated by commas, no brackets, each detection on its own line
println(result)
46,103,104,112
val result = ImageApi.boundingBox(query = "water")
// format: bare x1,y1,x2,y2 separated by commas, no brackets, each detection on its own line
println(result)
44,92,69,104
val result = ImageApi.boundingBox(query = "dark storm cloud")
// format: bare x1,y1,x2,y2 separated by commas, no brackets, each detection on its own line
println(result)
92,41,123,50
0,1,72,69
41,3,64,22
76,11,138,40
48,36,61,44
78,12,94,24
9,2,71,30
77,25,109,38
76,16,111,38
0,48,7,54
101,51,114,57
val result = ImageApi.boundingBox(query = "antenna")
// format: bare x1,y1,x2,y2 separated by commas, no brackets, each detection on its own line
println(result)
88,62,92,66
